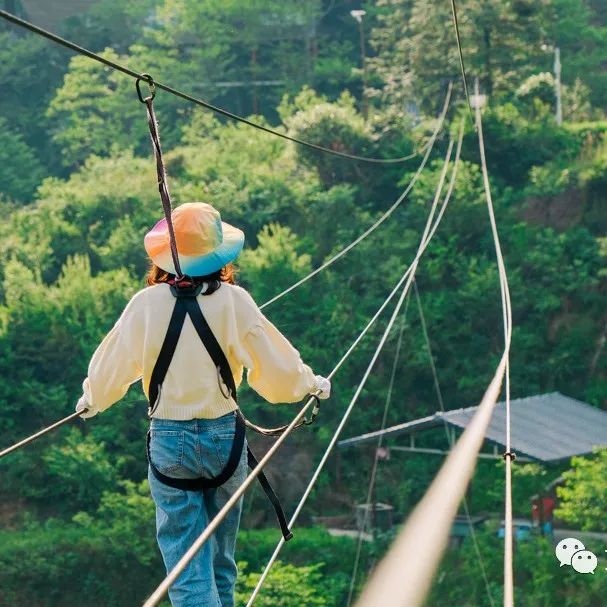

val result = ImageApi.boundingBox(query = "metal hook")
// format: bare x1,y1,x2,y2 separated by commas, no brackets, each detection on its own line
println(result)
136,73,156,103
217,366,232,400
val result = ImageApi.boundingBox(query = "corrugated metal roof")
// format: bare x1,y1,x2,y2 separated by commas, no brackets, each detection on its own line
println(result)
338,393,607,462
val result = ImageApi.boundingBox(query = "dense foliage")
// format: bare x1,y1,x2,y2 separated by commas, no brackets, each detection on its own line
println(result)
0,0,605,605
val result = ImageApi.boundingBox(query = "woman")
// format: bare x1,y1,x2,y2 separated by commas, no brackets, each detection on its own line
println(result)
75,202,330,607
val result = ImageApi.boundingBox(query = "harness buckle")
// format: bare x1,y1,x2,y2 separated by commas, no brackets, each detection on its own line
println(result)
170,280,201,298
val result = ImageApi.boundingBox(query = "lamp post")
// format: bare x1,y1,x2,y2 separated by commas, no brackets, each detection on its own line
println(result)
351,9,367,118
541,44,563,126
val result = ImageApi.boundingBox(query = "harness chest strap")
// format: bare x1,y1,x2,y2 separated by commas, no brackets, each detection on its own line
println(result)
147,281,293,541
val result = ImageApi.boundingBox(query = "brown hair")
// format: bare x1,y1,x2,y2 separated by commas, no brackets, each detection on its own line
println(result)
146,262,237,286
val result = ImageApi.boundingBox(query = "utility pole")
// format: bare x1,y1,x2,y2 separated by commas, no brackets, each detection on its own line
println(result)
351,9,367,118
554,47,563,125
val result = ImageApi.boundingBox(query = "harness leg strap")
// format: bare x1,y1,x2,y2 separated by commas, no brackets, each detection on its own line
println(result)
247,447,293,542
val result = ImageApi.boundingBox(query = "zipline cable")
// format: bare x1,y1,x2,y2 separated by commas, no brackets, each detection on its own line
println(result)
145,132,457,607
448,0,474,124
352,79,512,607
344,120,463,607
245,130,460,606
259,83,452,310
0,9,433,165
414,281,496,607
474,77,514,607
344,301,409,607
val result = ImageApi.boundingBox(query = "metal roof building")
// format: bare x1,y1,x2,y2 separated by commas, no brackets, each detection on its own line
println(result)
338,392,607,463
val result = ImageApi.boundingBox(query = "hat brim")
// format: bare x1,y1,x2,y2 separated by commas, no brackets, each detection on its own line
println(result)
147,221,245,277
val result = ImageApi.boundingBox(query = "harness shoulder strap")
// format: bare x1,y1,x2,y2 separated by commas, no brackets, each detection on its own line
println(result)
148,298,188,415
180,294,237,403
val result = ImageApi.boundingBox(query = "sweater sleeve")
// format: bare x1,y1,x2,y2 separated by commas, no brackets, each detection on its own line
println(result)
241,316,317,404
81,295,144,414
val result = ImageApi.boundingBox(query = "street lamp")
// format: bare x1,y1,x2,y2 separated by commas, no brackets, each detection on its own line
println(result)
541,43,563,126
350,9,367,117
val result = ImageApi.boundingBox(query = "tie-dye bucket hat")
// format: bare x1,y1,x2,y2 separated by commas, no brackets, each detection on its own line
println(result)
144,202,244,277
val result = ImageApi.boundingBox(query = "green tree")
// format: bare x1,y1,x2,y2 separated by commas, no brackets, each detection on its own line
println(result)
555,449,607,531
236,561,337,606
0,117,44,201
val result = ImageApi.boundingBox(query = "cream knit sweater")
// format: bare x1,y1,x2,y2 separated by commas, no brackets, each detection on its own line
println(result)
82,282,317,419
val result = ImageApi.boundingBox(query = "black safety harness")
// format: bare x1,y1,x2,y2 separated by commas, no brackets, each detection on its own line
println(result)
146,279,296,541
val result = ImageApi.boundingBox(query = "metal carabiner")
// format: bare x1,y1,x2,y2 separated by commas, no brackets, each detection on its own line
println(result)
217,366,233,400
136,73,156,104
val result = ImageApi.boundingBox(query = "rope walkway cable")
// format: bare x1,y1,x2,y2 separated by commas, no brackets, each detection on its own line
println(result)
245,130,460,607
144,132,457,607
414,281,496,607
0,9,435,165
449,0,474,123
259,84,452,310
347,120,464,607
474,77,514,607
344,301,409,607
344,120,464,607
352,80,512,607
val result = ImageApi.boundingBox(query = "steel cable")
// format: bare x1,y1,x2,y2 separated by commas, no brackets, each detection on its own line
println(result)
0,9,437,165
352,79,512,607
245,129,460,606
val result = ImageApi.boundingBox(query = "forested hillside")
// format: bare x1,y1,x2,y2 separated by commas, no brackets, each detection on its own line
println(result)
0,1,605,606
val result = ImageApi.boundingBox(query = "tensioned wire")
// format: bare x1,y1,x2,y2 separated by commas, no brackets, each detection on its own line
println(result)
245,129,460,606
259,83,452,310
352,80,512,607
413,280,496,607
0,9,436,165
344,120,466,607
344,298,409,607
0,9,453,309
449,0,474,124
143,131,458,607
474,77,513,607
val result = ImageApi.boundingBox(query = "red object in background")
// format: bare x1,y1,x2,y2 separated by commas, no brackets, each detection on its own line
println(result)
532,496,556,523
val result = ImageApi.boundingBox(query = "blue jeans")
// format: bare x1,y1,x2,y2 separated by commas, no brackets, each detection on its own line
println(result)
148,413,247,607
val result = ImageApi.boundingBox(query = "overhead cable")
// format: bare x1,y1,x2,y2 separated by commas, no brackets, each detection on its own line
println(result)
0,9,434,165
448,0,474,123
246,129,460,606
474,77,514,607
352,80,512,607
345,121,464,607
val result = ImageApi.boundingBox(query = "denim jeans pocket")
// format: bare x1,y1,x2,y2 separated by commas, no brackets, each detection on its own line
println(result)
149,429,185,475
210,428,236,471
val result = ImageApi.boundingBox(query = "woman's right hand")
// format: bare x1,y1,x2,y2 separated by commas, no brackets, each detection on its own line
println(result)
314,375,331,400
